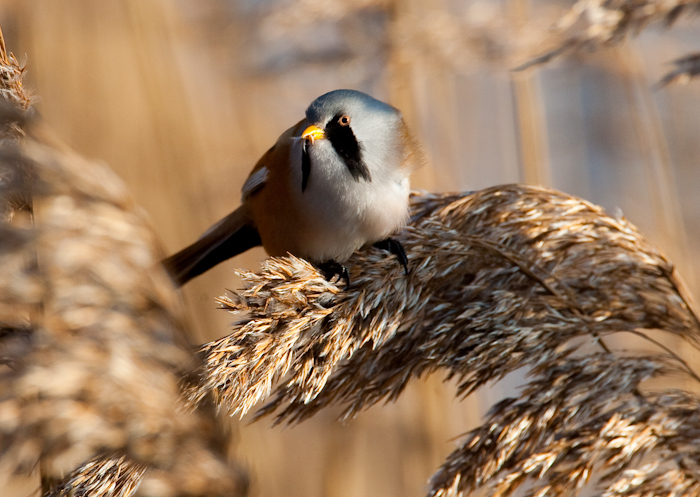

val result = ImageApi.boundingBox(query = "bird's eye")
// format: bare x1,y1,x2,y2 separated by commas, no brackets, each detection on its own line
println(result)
338,115,350,126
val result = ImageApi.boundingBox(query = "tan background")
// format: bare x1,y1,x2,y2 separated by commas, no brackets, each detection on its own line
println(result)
2,1,700,496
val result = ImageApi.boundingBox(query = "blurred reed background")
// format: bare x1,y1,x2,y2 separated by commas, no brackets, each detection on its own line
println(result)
1,0,699,496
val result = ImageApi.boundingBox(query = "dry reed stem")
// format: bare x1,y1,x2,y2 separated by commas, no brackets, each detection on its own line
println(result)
191,186,700,496
262,0,391,29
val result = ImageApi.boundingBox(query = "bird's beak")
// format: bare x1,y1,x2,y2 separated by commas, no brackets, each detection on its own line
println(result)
301,125,325,143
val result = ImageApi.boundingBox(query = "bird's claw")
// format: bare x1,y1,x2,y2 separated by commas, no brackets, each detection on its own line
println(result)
374,238,409,275
318,260,350,287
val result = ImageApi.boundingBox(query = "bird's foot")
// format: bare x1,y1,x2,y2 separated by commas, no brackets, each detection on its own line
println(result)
318,260,350,287
373,238,409,275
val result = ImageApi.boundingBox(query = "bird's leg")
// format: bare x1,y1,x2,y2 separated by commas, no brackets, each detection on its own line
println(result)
373,238,409,275
318,260,350,287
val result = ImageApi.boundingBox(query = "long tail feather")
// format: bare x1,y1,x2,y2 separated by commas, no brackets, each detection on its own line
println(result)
163,206,261,286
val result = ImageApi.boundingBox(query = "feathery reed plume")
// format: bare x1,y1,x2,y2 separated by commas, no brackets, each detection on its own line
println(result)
190,186,700,496
256,0,700,77
0,118,248,497
45,456,146,497
520,0,700,70
658,52,700,86
0,28,30,115
0,33,247,497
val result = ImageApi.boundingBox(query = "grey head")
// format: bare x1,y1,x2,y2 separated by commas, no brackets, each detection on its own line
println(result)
302,89,405,188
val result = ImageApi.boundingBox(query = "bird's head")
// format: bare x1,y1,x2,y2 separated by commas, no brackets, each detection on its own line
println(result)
299,89,420,191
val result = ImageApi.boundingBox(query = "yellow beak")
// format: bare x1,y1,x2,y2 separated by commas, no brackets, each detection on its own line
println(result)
301,125,325,142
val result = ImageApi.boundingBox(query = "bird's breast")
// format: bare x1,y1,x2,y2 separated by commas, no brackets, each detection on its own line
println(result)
250,138,409,263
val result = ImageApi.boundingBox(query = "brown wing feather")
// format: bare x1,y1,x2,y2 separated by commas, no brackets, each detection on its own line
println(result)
242,119,307,199
163,119,309,285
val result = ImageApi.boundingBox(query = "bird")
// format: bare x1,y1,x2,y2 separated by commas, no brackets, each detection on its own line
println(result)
163,89,424,286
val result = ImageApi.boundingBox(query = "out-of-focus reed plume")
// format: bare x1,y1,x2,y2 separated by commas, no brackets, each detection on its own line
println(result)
0,29,247,497
255,0,518,70
262,0,391,28
46,457,146,497
256,0,700,84
657,52,700,86
190,186,700,496
521,0,700,73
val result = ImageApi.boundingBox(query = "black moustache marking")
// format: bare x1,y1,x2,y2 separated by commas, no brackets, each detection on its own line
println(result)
325,113,371,183
301,138,311,192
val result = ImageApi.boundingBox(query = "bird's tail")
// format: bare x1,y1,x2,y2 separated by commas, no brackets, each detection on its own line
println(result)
163,206,261,286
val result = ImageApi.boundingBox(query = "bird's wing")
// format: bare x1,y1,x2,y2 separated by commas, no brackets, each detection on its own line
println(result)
240,119,306,201
241,165,268,200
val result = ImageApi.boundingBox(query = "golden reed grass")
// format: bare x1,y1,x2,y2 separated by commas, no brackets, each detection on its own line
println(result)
3,6,700,495
0,30,247,497
191,185,700,497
